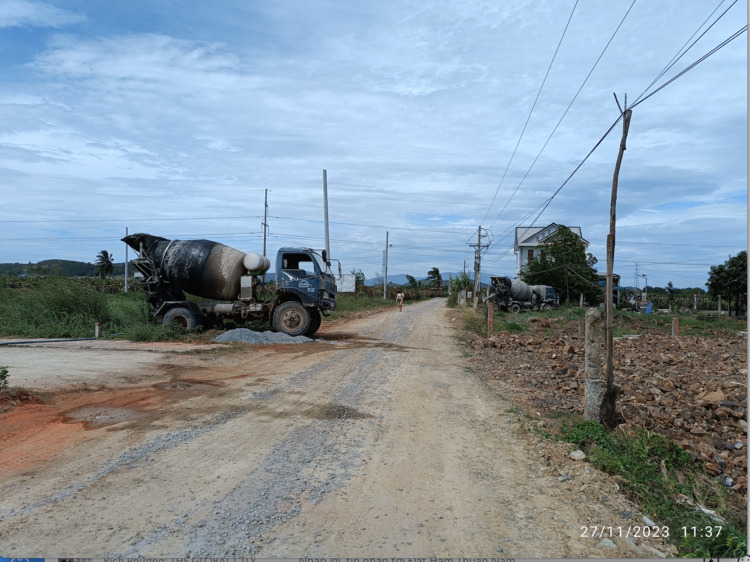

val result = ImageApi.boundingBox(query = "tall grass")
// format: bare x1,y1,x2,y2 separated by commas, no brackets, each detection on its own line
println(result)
0,277,160,339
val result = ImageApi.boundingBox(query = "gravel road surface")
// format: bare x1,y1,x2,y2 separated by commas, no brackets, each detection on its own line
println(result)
0,298,674,558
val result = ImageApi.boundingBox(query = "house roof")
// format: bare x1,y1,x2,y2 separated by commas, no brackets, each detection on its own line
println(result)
515,223,588,250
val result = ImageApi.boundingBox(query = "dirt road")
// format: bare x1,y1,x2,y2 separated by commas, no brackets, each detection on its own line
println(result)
0,298,673,558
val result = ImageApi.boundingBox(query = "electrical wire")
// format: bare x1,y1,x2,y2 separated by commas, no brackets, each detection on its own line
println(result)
630,24,747,110
486,0,637,232
480,0,579,227
630,0,737,107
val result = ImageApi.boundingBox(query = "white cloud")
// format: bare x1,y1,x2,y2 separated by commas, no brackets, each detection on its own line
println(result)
0,0,84,28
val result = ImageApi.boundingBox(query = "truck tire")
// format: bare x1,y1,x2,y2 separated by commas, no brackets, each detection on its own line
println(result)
304,310,322,337
163,307,198,329
510,303,522,313
273,301,310,337
541,303,552,311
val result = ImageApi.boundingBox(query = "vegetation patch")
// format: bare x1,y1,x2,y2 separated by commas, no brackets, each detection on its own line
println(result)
0,386,49,410
561,420,747,558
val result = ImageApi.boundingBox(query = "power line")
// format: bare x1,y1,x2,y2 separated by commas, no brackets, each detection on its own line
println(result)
630,0,737,107
486,0,637,231
631,24,747,110
484,3,744,251
0,216,263,224
480,0,579,226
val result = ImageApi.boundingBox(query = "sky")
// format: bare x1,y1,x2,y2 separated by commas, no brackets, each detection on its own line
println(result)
0,0,746,290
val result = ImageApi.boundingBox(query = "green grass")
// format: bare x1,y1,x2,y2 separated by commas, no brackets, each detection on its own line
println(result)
0,277,210,341
457,302,745,340
326,293,392,321
560,420,746,558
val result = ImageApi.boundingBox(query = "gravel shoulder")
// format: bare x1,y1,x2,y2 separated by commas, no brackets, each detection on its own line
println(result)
0,299,675,558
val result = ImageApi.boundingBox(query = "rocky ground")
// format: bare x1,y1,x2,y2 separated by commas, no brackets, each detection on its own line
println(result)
466,312,748,499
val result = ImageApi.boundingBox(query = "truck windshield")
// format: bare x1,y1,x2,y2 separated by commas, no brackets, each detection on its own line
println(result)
281,251,325,279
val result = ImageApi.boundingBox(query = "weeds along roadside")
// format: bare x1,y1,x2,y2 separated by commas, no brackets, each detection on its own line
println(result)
454,303,747,558
0,277,179,341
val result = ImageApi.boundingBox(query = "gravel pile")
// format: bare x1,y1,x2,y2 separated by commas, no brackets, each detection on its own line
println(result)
214,328,312,344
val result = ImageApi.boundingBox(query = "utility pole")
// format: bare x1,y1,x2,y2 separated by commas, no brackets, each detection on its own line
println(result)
262,189,269,257
470,226,489,308
262,189,269,283
323,170,330,260
383,231,389,300
602,96,632,429
124,227,129,293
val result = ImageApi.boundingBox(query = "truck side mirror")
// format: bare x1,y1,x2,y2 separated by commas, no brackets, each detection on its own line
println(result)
322,249,331,267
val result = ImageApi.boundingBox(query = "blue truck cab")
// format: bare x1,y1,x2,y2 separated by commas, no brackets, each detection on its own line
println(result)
275,248,337,312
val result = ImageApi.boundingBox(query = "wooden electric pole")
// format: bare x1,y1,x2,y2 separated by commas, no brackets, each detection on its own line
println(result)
601,97,632,429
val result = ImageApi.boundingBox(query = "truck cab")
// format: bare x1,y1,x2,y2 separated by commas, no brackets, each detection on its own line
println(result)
276,248,337,312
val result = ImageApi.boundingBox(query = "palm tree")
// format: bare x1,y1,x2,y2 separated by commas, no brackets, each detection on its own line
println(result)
406,274,422,289
426,267,442,289
95,250,114,279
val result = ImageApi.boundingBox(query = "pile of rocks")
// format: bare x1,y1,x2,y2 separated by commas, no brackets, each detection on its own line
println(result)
470,316,747,494
214,328,312,345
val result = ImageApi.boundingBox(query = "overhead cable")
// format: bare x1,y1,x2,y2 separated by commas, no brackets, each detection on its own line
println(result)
486,0,638,231
480,0,579,226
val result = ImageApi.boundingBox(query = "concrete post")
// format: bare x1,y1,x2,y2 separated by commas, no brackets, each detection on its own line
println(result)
584,308,603,422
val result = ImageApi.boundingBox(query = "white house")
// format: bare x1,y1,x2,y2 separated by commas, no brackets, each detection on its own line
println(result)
515,223,588,275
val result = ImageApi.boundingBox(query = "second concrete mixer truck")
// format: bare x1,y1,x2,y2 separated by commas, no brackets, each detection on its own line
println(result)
486,275,559,313
123,233,337,337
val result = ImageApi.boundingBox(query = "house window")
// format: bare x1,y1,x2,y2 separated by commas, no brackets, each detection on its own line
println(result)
541,250,546,261
528,249,534,263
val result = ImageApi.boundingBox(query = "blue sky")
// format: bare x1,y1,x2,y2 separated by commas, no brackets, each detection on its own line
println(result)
0,0,746,289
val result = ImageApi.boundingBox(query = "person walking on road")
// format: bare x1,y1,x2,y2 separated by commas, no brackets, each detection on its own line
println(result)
396,290,404,312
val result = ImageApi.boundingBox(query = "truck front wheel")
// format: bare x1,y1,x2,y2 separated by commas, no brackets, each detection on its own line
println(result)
510,303,522,313
273,301,310,337
163,307,198,329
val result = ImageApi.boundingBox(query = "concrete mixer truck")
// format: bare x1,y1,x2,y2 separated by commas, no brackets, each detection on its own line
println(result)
122,233,337,337
486,275,559,313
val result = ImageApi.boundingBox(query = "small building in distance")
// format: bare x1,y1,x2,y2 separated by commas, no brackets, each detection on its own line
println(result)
514,223,588,275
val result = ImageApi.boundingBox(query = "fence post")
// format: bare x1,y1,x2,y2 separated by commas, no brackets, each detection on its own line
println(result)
584,307,603,421
487,301,494,338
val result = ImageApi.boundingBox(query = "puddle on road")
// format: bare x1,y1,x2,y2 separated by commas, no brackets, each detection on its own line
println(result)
152,378,223,390
59,377,225,430
61,405,149,429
